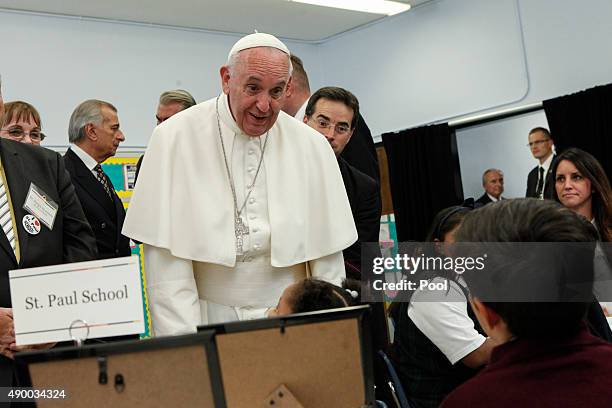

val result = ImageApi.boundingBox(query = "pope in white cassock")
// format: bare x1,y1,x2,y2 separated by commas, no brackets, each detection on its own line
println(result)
123,33,357,335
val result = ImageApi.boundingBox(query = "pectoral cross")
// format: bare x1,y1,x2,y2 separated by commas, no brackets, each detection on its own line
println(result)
234,214,250,256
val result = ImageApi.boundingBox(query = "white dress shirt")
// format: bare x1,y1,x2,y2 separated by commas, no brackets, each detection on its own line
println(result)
70,144,100,177
294,100,308,121
487,193,501,202
536,153,555,198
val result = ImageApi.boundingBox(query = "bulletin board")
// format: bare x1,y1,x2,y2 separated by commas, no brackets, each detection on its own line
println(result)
101,157,150,337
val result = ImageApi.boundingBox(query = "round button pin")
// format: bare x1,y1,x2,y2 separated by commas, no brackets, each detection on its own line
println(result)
22,214,41,235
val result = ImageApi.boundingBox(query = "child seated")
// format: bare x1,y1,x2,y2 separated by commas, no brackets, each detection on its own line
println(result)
269,278,360,316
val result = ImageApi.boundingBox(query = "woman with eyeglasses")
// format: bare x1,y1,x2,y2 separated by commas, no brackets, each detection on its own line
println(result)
552,148,612,334
0,101,45,145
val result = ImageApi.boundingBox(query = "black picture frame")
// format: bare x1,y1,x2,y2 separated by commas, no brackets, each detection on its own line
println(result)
15,330,227,407
199,304,375,406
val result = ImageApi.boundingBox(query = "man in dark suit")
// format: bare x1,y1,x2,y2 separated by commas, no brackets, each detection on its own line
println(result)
64,100,130,259
304,86,388,400
475,168,504,207
303,86,381,272
340,113,380,182
526,127,556,199
282,54,380,182
0,82,98,389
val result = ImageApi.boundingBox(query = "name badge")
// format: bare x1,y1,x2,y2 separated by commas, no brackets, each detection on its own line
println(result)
22,183,58,230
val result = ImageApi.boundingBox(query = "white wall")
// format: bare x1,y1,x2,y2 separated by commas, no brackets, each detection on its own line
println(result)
312,0,612,198
0,11,320,149
317,0,528,137
317,0,612,138
518,0,612,104
2,0,612,152
457,110,549,199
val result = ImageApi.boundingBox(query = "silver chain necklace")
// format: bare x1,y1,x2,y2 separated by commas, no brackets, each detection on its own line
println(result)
216,96,270,256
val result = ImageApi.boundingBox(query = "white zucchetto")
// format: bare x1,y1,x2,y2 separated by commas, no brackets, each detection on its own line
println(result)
227,32,290,62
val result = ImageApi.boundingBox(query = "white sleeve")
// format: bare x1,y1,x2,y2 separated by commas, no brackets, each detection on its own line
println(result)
144,244,202,337
407,278,486,365
308,251,345,286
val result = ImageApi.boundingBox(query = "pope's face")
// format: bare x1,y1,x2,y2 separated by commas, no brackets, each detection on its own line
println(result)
221,47,291,137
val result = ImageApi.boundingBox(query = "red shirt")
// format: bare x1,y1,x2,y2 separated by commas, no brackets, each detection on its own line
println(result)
440,325,612,408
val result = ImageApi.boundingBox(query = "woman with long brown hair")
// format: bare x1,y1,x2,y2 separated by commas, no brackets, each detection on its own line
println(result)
552,147,612,242
552,147,612,334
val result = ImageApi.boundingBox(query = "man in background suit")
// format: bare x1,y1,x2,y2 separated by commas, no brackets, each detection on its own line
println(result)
134,89,196,183
526,127,555,199
282,54,380,181
475,168,504,207
64,100,130,259
304,86,381,275
0,79,98,389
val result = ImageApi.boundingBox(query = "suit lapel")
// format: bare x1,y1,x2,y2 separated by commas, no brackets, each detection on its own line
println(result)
0,141,30,265
66,149,116,219
544,154,557,198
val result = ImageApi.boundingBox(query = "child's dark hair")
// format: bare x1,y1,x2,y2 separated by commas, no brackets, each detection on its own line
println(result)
290,278,361,314
426,205,471,242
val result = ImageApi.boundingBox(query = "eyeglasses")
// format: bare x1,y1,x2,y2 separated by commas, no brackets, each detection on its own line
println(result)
0,127,46,142
310,118,351,135
526,138,550,147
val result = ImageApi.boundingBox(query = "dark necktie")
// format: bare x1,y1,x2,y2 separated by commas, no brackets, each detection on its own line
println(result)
535,166,545,198
94,164,113,200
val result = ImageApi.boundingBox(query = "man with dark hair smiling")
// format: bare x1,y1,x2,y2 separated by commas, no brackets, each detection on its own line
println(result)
441,199,612,408
304,86,388,400
304,86,381,276
281,55,380,182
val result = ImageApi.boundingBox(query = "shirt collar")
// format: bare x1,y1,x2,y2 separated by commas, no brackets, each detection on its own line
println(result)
217,93,243,135
70,143,99,171
294,99,308,120
489,323,596,366
487,193,500,202
540,153,554,172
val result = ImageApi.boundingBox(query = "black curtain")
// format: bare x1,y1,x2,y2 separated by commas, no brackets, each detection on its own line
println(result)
382,123,463,242
543,83,612,179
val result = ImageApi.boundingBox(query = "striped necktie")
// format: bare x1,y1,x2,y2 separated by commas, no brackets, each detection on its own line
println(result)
94,164,113,200
0,176,16,255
